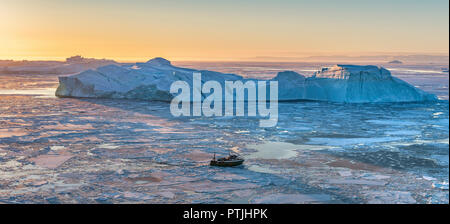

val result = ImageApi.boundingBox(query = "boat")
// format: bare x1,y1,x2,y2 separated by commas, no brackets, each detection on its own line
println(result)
210,153,244,167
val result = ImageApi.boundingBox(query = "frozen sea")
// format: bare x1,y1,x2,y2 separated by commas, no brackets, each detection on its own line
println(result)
0,61,448,204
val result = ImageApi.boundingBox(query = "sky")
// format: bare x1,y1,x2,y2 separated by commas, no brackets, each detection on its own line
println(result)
1,0,448,61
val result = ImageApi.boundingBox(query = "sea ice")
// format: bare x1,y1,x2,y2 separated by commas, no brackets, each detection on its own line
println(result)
29,154,73,169
327,179,387,186
364,191,416,204
308,137,402,146
252,193,332,204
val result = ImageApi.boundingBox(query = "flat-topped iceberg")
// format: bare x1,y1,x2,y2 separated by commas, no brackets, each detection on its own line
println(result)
56,58,437,103
273,64,437,102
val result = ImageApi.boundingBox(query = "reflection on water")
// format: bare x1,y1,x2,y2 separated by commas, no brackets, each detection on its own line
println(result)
0,88,56,97
0,94,447,204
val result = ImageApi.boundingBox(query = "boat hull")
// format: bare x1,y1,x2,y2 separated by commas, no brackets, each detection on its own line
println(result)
210,159,244,167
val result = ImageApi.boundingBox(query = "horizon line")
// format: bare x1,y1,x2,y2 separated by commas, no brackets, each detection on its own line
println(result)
1,52,449,63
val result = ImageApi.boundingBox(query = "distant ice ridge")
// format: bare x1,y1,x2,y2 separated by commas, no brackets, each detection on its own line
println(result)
2,55,117,75
55,58,437,103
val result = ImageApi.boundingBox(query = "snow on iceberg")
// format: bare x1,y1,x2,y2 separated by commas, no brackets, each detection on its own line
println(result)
56,58,437,103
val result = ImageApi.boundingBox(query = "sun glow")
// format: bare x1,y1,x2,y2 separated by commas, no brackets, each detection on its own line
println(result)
1,0,448,61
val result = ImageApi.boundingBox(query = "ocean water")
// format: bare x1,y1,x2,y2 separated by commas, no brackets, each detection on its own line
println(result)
0,62,448,203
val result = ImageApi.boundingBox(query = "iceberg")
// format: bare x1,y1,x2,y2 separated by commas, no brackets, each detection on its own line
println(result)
2,56,116,75
273,64,438,102
56,58,437,103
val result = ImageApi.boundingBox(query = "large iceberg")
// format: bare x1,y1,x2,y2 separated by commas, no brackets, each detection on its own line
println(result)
272,65,437,102
56,57,437,103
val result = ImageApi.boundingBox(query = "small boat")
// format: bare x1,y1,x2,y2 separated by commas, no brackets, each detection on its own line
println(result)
210,153,244,167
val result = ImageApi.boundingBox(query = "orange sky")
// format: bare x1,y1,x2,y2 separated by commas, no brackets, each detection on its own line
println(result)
1,0,448,62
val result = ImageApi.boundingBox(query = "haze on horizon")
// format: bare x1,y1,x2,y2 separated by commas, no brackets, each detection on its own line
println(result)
1,0,448,62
